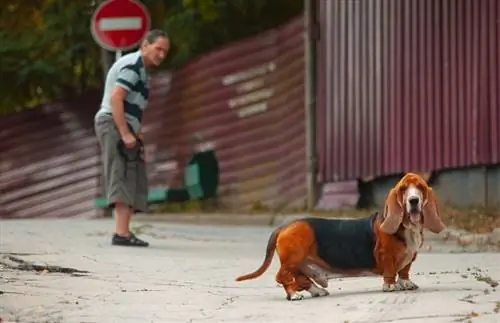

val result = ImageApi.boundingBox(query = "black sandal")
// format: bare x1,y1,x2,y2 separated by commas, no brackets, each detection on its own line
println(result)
112,233,149,247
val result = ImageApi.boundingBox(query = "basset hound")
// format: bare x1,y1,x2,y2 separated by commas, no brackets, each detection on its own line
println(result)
235,173,446,301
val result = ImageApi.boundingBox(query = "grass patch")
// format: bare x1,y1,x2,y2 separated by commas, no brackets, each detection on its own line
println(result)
152,198,498,233
439,205,500,233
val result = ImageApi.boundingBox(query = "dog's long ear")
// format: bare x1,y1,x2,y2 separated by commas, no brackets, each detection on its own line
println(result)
379,187,404,234
422,187,446,233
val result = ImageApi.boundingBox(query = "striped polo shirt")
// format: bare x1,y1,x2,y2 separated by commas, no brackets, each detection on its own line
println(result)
95,50,149,134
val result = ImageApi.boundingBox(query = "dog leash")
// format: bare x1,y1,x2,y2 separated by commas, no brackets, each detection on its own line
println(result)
117,124,144,179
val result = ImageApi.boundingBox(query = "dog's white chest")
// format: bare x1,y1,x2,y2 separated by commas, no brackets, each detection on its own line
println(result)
398,228,422,271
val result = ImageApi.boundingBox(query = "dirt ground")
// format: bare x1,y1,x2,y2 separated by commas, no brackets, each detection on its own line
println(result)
1,218,500,323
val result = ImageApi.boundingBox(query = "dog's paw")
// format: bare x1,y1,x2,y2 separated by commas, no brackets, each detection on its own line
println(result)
308,285,329,298
287,292,305,301
311,275,329,288
396,278,419,291
382,283,397,292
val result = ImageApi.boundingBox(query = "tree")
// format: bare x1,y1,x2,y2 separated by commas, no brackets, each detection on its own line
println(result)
1,0,101,115
1,0,303,115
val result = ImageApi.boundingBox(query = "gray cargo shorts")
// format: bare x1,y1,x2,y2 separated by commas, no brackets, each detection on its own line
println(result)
94,115,148,212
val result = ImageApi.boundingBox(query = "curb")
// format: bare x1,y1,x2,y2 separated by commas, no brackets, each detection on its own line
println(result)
131,213,297,227
130,213,500,248
441,229,500,248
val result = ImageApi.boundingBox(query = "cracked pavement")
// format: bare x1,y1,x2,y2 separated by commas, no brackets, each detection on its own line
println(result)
0,218,500,323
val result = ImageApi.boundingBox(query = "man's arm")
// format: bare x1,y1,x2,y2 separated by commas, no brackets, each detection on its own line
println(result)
111,66,139,137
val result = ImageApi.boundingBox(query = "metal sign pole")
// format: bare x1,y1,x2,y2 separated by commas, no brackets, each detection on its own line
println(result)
115,50,122,61
304,0,317,210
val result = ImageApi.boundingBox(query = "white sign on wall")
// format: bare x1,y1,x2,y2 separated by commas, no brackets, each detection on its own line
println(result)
222,62,276,118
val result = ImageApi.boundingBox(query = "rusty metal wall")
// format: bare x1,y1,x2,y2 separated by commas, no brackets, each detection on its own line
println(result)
0,94,101,219
144,17,307,210
316,0,500,182
0,17,306,219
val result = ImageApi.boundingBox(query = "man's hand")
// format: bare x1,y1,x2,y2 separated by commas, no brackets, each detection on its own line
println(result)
121,132,137,149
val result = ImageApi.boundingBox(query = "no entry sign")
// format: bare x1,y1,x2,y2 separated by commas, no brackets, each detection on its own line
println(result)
91,0,151,52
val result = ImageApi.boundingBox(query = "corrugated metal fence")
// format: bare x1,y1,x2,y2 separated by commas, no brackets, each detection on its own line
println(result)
316,0,500,182
0,17,306,219
144,17,306,210
6,1,499,219
0,94,101,219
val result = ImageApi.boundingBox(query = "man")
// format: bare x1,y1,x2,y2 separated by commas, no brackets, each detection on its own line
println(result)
94,29,169,247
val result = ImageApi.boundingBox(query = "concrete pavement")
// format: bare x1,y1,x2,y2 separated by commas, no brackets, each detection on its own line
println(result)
1,218,500,323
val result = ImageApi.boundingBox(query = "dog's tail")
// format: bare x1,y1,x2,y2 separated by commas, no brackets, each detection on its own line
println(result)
235,225,284,282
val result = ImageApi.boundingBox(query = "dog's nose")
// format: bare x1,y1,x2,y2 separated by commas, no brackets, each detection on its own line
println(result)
409,197,420,206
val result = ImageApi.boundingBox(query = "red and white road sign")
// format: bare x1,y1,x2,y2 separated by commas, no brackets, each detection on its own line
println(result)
91,0,151,51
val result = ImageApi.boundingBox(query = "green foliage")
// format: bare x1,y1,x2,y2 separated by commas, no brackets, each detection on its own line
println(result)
1,0,303,115
1,0,101,115
162,0,303,68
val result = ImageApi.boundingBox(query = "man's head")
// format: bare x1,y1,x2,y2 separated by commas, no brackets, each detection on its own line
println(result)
140,29,169,67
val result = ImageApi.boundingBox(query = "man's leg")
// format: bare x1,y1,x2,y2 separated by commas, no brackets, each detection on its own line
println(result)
109,148,149,246
114,202,132,237
111,202,148,247
109,156,149,246
110,156,149,246
95,116,148,247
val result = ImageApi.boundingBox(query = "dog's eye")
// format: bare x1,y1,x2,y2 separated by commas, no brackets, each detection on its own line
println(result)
416,184,426,192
